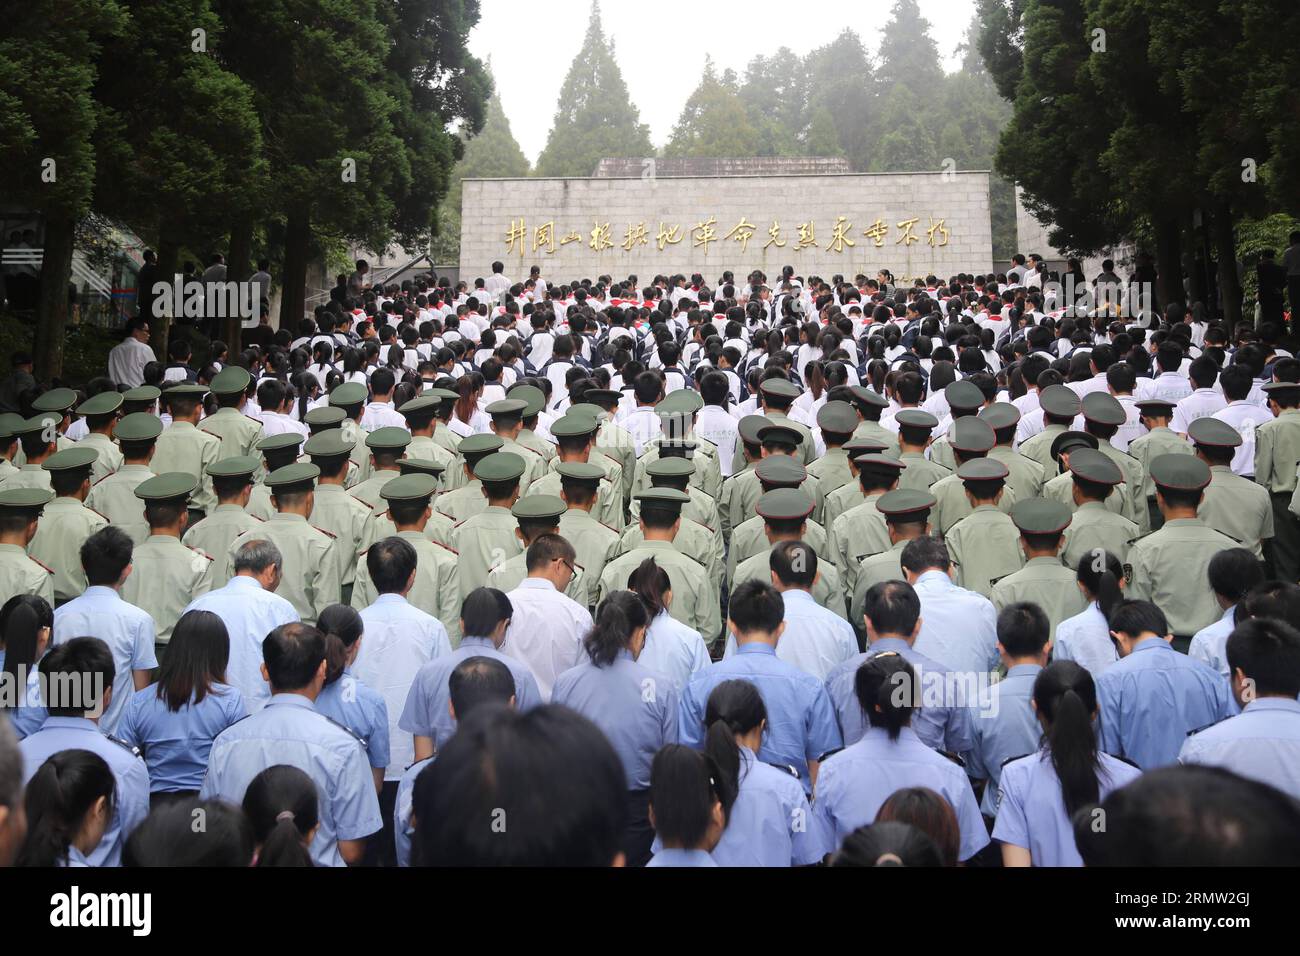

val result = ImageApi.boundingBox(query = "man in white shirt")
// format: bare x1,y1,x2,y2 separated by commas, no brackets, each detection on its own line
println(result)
1172,356,1228,434
695,372,740,478
107,318,156,388
501,534,592,700
1213,364,1273,477
360,368,407,432
618,372,666,456
483,261,511,302
1136,342,1193,403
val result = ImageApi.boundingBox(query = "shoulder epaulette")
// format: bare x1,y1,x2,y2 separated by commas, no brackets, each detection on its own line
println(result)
188,546,214,562
1111,753,1143,769
939,750,967,768
453,518,468,529
816,747,843,762
249,514,265,522
319,711,367,746
29,555,54,574
200,428,222,440
999,751,1033,770
313,526,338,539
598,519,618,534
87,507,109,522
764,761,801,779
244,414,262,424
431,540,458,556
107,735,143,759
90,473,111,487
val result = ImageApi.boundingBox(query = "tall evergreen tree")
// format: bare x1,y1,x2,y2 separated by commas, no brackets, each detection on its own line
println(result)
666,59,759,158
876,0,942,90
738,49,808,156
803,29,876,168
535,2,652,177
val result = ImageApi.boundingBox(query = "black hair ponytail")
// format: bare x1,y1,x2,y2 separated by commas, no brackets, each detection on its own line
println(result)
626,558,671,618
584,591,649,668
317,604,363,686
649,744,737,850
0,595,52,708
1034,661,1102,817
855,655,916,741
242,765,319,867
16,749,115,867
703,680,767,797
1075,550,1124,620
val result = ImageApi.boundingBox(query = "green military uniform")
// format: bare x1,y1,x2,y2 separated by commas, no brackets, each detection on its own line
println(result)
1018,385,1083,476
1128,411,1194,503
75,392,125,483
943,458,1024,598
303,432,372,590
0,488,54,605
929,419,1017,534
356,457,454,552
244,433,305,521
399,396,459,487
203,368,265,458
434,433,505,523
228,464,343,625
151,388,221,515
1060,496,1139,571
1126,455,1237,637
847,489,937,625
350,474,461,643
531,468,624,532
629,457,719,532
0,417,58,493
84,413,161,545
121,473,218,642
1188,418,1273,561
180,456,264,583
329,384,373,488
930,380,988,473
537,415,626,530
347,426,410,510
989,500,1085,639
485,399,546,496
620,515,723,599
728,513,830,585
18,391,77,469
27,448,108,603
983,402,1046,502
1254,387,1300,581
896,449,951,492
487,499,590,606
583,392,638,500
725,452,823,533
1081,393,1147,534
506,385,555,465
557,497,621,611
451,452,527,601
830,454,908,598
632,439,722,504
729,380,816,473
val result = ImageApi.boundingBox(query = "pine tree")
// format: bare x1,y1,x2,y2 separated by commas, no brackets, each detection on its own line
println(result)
665,59,759,158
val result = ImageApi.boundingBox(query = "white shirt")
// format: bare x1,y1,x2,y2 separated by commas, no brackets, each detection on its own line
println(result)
360,400,407,433
695,405,739,478
259,410,309,439
722,589,856,681
1213,400,1273,476
501,578,593,700
1136,371,1193,403
107,337,156,388
911,571,1000,678
619,406,663,456
636,611,710,694
483,273,511,301
1188,604,1238,681
1171,388,1228,434
355,593,451,780
1053,601,1119,679
184,576,301,713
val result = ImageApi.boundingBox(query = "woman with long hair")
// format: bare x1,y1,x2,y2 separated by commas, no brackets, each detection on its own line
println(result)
118,609,246,805
313,604,390,794
625,559,709,693
552,590,677,867
1053,551,1125,678
16,749,115,867
994,660,1142,866
0,594,53,738
645,744,735,867
243,764,320,867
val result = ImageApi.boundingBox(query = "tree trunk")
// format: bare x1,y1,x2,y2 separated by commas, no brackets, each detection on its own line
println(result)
225,217,253,350
154,227,181,362
279,208,310,332
1153,217,1184,316
33,214,76,383
1211,202,1243,330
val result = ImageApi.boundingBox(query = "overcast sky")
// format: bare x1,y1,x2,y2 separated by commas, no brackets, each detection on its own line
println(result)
468,0,979,164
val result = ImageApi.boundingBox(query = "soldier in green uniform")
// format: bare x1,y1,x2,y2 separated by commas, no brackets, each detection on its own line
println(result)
1129,398,1194,531
434,434,504,523
246,433,305,520
487,495,588,605
1080,392,1147,534
27,447,107,604
847,385,897,451
718,415,765,539
328,383,372,488
121,384,161,416
620,476,723,604
397,395,458,484
452,451,527,602
1254,381,1300,582
151,384,220,516
991,499,1085,639
1058,448,1139,570
731,488,848,622
86,412,160,544
122,472,217,644
829,454,906,597
822,436,891,528
358,457,456,552
0,413,23,482
629,456,718,533
228,462,342,625
555,462,621,610
894,410,951,492
350,473,461,643
981,402,1046,502
508,384,556,465
533,414,624,531
849,489,936,626
0,488,54,606
1017,384,1081,475
305,431,372,600
0,415,58,492
427,387,463,460
1126,455,1238,647
348,427,410,510
1041,432,1124,518
729,379,815,473
21,388,78,464
1189,417,1272,560
930,417,1016,534
944,457,1024,598
203,367,265,459
598,488,721,644
582,389,637,500
725,423,823,532
485,399,544,495
303,406,360,487
806,401,857,494
929,380,987,472
730,455,830,582
632,390,722,503
183,455,264,583
74,391,124,483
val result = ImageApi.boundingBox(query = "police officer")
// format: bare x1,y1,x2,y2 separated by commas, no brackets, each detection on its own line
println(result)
26,446,105,604
435,433,505,523
305,431,371,599
245,432,305,520
848,489,937,625
1190,417,1273,560
600,488,721,644
1254,381,1300,581
1126,455,1238,646
981,402,1045,502
487,495,588,603
151,383,220,515
991,499,1086,638
893,410,951,492
122,472,217,645
74,391,124,482
532,414,624,530
1017,384,1081,475
398,394,458,481
348,426,410,510
556,461,621,608
204,366,264,458
1058,448,1139,570
0,487,54,605
229,463,342,625
183,456,265,582
201,622,382,866
732,489,847,622
945,458,1023,598
453,451,527,601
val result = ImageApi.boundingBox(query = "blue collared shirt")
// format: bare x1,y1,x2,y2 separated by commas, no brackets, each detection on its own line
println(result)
1187,605,1243,716
712,746,831,866
1096,637,1232,769
637,611,710,693
315,669,391,772
183,576,300,714
722,589,858,682
824,637,975,757
52,586,157,736
1053,602,1118,679
680,643,842,793
201,693,382,867
813,725,989,862
969,664,1043,815
118,682,247,792
394,756,435,868
19,716,150,866
3,658,47,739
911,571,1000,679
646,847,718,867
992,749,1142,866
553,650,678,791
398,636,543,752
1179,697,1300,799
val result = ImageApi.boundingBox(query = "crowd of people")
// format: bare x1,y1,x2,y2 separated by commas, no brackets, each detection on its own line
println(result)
1,255,1300,869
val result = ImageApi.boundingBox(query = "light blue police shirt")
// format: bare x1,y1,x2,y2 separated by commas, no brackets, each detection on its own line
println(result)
646,847,718,867
679,642,842,793
201,693,383,867
637,611,710,693
19,716,150,866
722,589,858,682
183,575,301,714
823,637,975,756
398,636,543,752
712,746,831,866
992,749,1142,866
315,669,391,773
911,570,1000,679
395,756,435,868
4,659,47,739
1179,697,1300,799
552,650,678,791
1052,602,1118,679
52,586,158,736
969,663,1044,815
813,725,989,862
1187,604,1237,681
1095,637,1232,769
117,682,247,792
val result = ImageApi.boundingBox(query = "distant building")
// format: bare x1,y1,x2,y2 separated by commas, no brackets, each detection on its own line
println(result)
592,156,852,178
